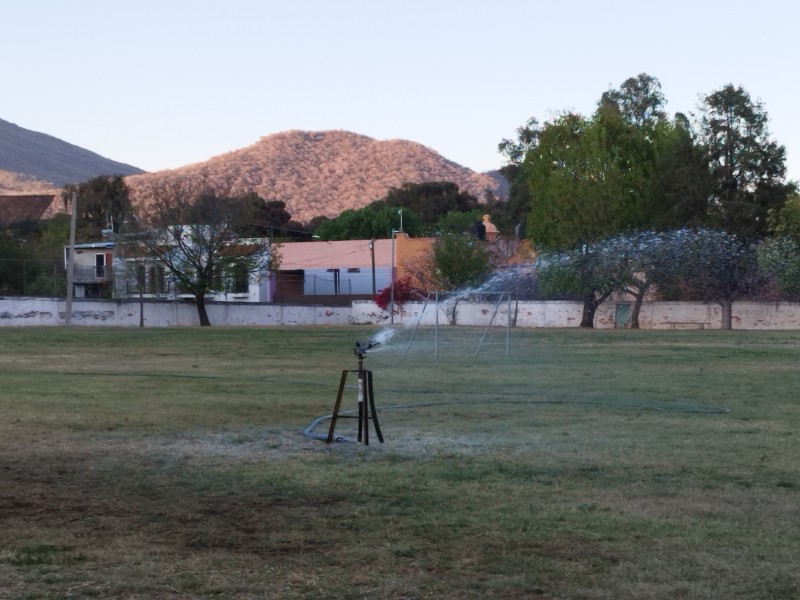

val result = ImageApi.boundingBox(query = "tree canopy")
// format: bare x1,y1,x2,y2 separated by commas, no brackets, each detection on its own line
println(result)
699,84,795,238
61,175,131,241
503,74,795,249
127,177,275,326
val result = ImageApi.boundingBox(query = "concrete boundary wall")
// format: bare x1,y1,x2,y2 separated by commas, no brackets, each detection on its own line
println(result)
2,297,800,329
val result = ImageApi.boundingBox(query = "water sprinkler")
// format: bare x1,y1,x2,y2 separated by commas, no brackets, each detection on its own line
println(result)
354,339,380,360
326,339,385,444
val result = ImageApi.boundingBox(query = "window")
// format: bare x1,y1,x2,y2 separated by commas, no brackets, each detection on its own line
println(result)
136,265,146,290
94,252,113,279
148,265,166,294
95,254,106,278
232,264,249,294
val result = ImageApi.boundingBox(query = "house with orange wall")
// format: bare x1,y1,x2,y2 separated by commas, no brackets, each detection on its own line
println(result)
274,233,433,303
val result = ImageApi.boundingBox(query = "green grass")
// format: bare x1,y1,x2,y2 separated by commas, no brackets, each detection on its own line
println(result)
1,326,799,599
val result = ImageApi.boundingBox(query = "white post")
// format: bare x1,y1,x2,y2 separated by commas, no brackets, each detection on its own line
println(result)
390,229,396,324
64,192,77,325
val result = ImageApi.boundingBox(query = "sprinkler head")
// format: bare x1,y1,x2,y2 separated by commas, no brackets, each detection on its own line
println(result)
354,339,379,359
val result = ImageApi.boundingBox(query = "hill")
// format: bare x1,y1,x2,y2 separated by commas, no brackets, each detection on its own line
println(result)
127,130,506,224
0,118,144,189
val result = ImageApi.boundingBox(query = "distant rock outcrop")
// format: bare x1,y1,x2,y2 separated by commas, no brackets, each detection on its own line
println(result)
0,118,144,189
127,130,506,224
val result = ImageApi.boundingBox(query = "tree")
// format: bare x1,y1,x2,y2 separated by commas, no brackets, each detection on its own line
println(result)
435,209,484,235
128,177,275,326
523,109,654,250
379,181,480,229
600,73,667,129
757,236,800,299
314,204,421,240
373,275,423,312
599,230,687,328
497,117,539,234
646,117,713,230
673,228,765,329
768,191,800,242
0,231,24,294
699,84,795,238
519,109,658,324
61,175,131,241
430,232,491,291
537,244,627,328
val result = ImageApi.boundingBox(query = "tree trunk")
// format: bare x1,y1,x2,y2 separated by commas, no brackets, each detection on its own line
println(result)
580,293,596,328
630,288,646,330
719,299,733,330
195,293,211,326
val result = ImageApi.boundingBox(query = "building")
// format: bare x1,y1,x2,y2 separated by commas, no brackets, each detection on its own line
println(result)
66,237,274,302
65,241,115,298
274,233,433,304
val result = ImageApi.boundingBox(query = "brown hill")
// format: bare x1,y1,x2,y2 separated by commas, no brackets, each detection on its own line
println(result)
0,169,60,195
126,130,505,224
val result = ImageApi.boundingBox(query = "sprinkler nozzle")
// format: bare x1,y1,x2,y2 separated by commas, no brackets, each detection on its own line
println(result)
354,339,379,359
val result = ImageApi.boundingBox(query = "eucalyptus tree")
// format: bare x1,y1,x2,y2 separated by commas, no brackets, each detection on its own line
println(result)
523,111,647,249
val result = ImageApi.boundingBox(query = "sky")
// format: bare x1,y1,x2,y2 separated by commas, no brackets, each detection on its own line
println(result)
4,1,800,182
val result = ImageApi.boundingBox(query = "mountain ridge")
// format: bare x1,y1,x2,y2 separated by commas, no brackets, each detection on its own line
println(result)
2,122,507,225
0,118,144,188
127,129,506,224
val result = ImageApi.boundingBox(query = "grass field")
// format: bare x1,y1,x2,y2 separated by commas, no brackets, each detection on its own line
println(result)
1,325,799,599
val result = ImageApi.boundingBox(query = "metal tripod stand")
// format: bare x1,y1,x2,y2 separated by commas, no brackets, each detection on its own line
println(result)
326,342,384,444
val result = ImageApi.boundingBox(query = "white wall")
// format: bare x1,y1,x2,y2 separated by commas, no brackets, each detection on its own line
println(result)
3,297,800,329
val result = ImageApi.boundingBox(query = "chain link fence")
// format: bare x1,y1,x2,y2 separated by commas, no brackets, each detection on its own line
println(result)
0,259,66,297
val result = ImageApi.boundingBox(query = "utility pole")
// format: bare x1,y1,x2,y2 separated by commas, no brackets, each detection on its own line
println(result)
389,209,403,324
369,239,376,296
64,192,77,325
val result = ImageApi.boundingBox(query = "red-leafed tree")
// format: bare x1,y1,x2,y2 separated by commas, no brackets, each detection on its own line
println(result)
373,276,423,312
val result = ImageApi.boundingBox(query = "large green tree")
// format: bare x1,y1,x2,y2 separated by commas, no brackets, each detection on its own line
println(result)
378,181,480,229
523,108,651,249
430,232,491,291
646,117,713,229
600,72,667,129
62,175,131,241
314,204,421,240
497,118,539,234
699,84,794,238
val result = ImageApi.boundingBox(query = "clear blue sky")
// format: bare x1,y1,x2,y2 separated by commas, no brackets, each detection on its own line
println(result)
4,1,799,182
